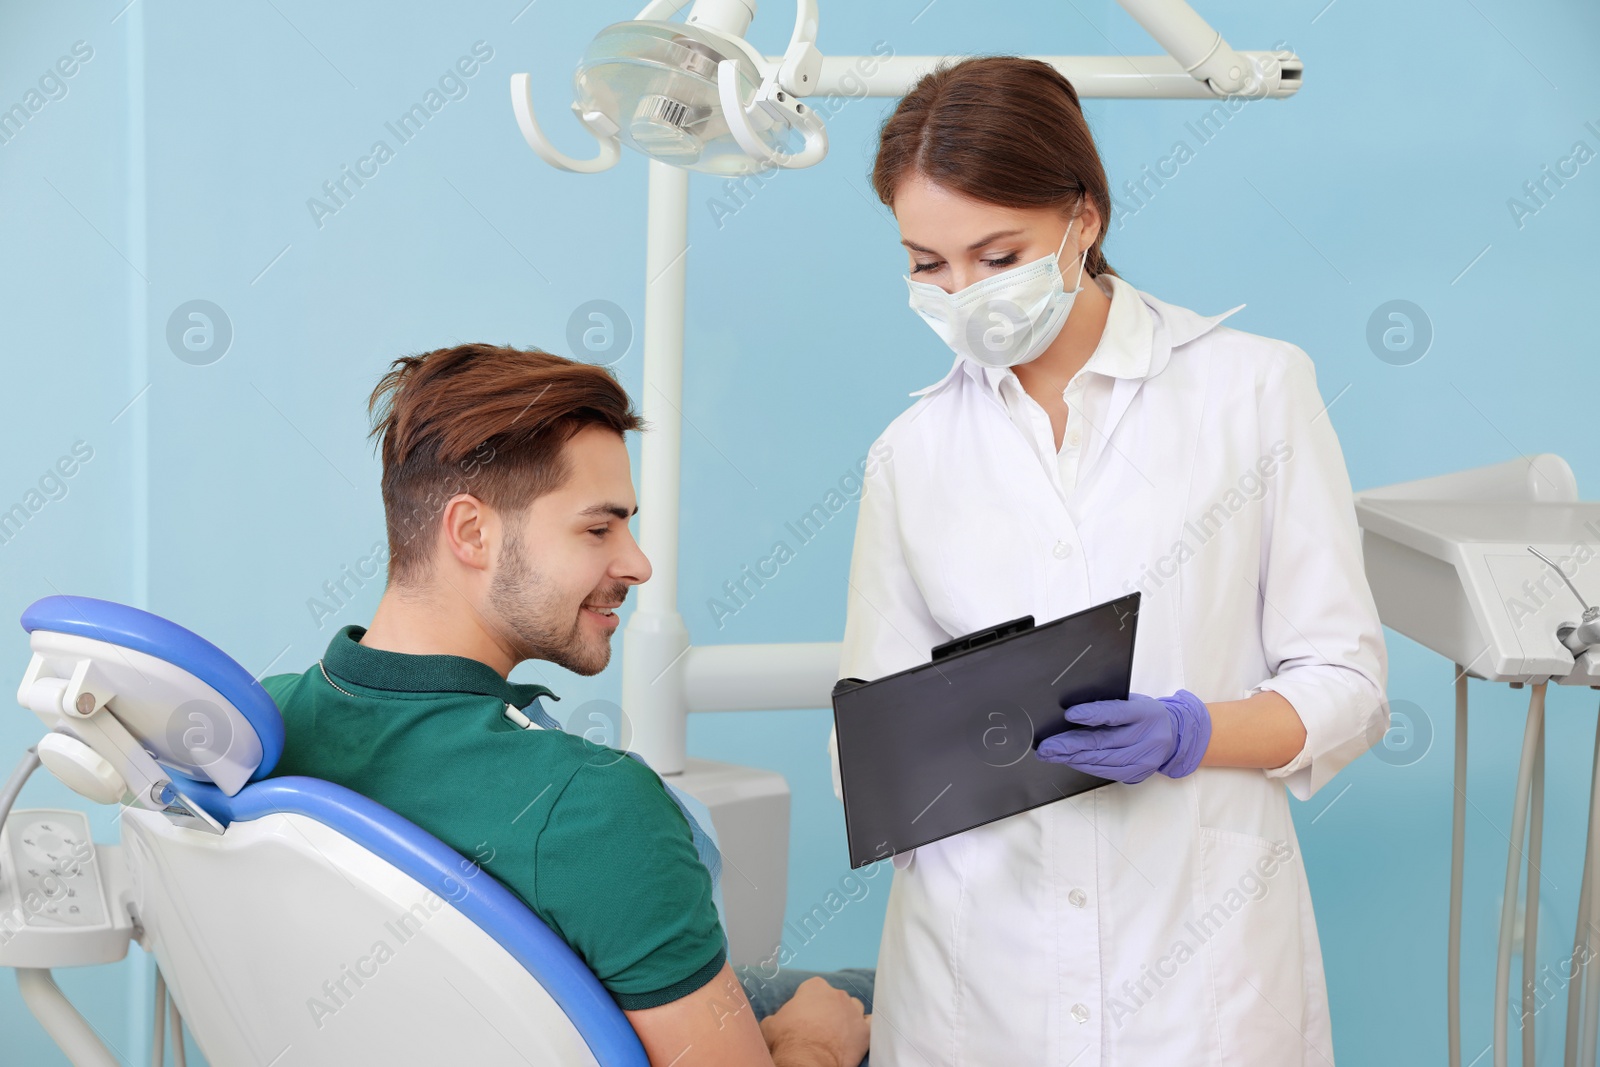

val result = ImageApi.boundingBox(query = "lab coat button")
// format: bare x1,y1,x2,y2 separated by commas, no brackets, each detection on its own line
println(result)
1071,1003,1090,1024
1069,888,1087,908
1053,541,1074,559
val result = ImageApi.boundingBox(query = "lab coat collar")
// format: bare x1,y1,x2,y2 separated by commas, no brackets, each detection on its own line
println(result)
908,275,1245,399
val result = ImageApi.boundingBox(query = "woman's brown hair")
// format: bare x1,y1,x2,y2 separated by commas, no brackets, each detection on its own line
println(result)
871,55,1118,278
368,343,644,582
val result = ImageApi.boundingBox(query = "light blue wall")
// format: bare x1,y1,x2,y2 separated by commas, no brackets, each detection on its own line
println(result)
0,1,155,1060
2,0,1597,1063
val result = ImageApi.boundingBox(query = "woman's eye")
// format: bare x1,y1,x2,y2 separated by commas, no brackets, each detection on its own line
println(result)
911,261,942,274
984,254,1019,269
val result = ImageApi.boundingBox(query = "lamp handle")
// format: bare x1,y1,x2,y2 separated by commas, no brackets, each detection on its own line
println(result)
716,60,828,170
510,73,621,175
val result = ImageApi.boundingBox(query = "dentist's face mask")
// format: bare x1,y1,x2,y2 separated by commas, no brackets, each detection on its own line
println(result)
904,207,1089,369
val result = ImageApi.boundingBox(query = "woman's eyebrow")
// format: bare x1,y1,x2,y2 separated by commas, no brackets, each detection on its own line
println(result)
901,229,1026,254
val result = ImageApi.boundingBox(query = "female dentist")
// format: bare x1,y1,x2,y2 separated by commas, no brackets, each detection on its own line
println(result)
829,56,1388,1065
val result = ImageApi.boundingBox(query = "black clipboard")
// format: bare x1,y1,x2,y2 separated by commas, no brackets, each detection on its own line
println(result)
831,592,1140,868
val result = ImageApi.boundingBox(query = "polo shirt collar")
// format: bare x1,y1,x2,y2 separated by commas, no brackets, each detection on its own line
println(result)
322,625,559,709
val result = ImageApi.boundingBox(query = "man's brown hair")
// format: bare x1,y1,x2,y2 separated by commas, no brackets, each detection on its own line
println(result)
368,343,644,583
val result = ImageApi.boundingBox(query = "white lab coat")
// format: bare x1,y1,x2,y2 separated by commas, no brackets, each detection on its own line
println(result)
830,276,1388,1065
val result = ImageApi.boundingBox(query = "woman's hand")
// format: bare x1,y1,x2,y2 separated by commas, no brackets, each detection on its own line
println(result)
1035,689,1211,783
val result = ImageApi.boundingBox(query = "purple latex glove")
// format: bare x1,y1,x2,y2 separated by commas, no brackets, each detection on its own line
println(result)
1035,689,1212,784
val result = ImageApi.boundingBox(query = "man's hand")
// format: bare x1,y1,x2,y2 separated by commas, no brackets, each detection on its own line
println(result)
760,976,870,1067
625,962,869,1067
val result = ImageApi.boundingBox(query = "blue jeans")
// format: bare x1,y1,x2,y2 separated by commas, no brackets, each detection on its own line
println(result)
735,965,875,1067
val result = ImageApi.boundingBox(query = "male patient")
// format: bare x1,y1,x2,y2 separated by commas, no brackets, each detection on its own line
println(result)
263,343,871,1067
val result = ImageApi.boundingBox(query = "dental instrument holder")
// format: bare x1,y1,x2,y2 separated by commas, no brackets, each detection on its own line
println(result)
1526,542,1600,657
1355,453,1600,1067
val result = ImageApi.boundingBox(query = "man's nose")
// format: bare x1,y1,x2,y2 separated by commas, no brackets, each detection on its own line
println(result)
621,528,652,585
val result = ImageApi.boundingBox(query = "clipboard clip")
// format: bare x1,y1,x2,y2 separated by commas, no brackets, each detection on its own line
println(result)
929,615,1036,662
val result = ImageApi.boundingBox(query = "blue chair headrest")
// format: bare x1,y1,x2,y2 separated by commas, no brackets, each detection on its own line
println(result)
21,595,285,781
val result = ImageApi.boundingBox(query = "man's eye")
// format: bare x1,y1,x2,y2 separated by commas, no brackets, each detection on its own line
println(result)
589,527,609,538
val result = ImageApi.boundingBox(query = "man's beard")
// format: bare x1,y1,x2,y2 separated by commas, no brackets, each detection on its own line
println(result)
487,532,620,677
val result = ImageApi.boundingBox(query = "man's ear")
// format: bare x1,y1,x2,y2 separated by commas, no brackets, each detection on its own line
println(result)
440,494,494,572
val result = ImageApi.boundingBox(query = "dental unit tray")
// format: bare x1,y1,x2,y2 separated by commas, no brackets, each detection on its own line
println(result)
1356,454,1600,685
830,593,1138,868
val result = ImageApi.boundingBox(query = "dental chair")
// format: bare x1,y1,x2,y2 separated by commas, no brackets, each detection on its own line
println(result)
0,595,650,1066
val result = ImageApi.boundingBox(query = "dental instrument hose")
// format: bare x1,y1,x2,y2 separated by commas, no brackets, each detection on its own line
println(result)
153,963,189,1066
1450,668,1467,1067
1584,834,1600,1067
169,979,187,1067
152,968,166,1066
1568,702,1600,1067
1581,697,1600,1066
1495,682,1546,1067
0,746,42,837
1524,712,1544,1067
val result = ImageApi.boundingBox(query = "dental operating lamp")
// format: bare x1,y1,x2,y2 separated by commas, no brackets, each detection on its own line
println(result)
514,0,828,174
513,0,1301,176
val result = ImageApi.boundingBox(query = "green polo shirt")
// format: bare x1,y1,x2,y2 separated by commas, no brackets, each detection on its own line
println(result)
261,626,726,1010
